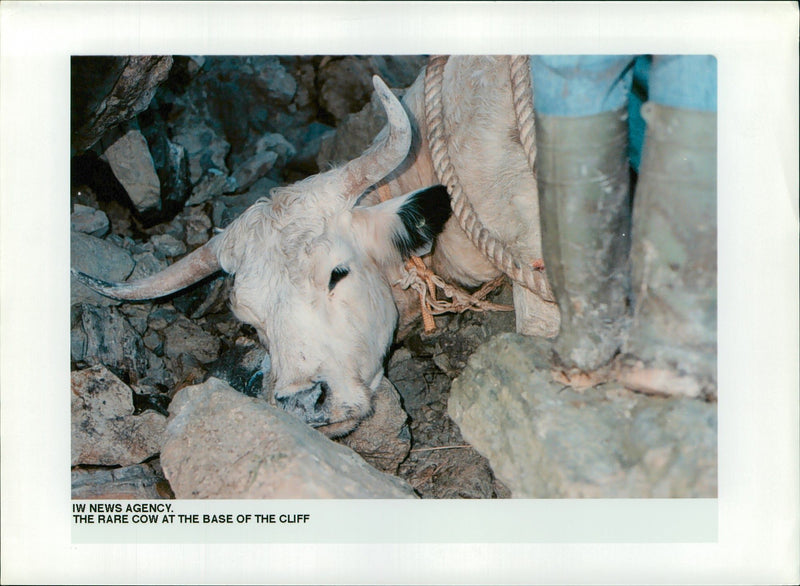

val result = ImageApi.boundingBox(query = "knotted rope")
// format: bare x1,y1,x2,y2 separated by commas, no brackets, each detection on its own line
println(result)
400,256,513,332
424,55,551,298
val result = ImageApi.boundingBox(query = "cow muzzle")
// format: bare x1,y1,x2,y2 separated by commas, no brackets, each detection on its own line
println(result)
274,381,330,426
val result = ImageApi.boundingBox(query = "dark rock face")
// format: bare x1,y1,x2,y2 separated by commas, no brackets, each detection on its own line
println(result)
71,56,173,156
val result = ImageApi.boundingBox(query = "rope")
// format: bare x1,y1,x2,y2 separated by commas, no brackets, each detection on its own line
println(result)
424,55,551,299
375,181,512,334
399,257,513,320
509,55,539,180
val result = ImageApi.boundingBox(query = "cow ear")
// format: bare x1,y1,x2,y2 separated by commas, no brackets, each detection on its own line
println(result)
352,185,451,264
392,184,452,258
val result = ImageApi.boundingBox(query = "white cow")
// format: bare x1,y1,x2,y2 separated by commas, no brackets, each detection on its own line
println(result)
74,56,558,437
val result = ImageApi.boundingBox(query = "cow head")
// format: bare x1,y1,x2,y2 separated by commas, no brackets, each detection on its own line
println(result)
73,77,450,437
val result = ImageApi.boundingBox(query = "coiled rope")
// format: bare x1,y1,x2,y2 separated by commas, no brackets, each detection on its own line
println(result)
424,55,549,297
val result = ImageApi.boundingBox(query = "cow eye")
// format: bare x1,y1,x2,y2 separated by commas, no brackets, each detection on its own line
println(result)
328,265,350,291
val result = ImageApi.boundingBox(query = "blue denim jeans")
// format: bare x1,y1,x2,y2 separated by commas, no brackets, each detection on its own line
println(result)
530,55,717,115
530,55,717,171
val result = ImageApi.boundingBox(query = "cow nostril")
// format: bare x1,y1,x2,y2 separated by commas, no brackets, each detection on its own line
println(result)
275,381,328,424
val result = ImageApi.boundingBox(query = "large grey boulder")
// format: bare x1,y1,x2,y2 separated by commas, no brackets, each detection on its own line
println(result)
161,378,417,499
71,365,167,467
448,333,717,498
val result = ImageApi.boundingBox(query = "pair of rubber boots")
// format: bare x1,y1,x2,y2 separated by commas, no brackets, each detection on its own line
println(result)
536,102,716,399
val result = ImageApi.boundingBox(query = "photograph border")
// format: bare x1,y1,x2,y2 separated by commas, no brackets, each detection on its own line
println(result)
2,2,798,584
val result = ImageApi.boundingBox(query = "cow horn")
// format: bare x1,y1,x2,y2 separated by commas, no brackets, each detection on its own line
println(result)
72,236,222,301
341,76,412,203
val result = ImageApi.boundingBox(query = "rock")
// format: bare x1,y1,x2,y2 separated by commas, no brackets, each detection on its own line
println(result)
291,122,335,176
185,55,205,77
162,315,221,364
337,377,411,474
318,57,378,124
71,365,167,467
186,168,235,206
171,118,231,185
71,204,110,237
71,232,135,307
253,132,296,167
147,305,179,330
71,461,172,499
138,108,191,220
278,57,318,122
141,353,175,389
103,128,162,213
71,56,173,155
161,377,417,498
211,184,277,229
143,330,163,353
387,347,440,413
150,233,186,258
317,83,393,167
171,275,230,319
179,206,213,247
72,304,149,381
406,449,499,499
448,333,717,498
178,56,297,166
171,352,208,390
161,139,191,212
231,150,278,193
317,55,426,126
206,336,268,397
118,303,151,335
105,233,135,251
365,55,428,89
129,250,168,281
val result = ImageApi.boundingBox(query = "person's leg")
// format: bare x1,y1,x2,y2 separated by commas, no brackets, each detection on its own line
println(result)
531,56,635,372
618,55,718,398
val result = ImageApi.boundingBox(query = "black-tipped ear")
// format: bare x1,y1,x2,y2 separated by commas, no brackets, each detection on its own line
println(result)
392,184,451,258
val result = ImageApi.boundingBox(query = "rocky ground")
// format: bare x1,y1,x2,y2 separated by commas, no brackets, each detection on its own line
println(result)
70,55,716,500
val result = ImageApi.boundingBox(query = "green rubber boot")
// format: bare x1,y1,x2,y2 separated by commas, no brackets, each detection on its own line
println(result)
617,102,717,399
535,108,632,373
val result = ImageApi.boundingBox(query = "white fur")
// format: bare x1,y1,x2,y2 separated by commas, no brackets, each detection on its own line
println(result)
212,167,419,436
